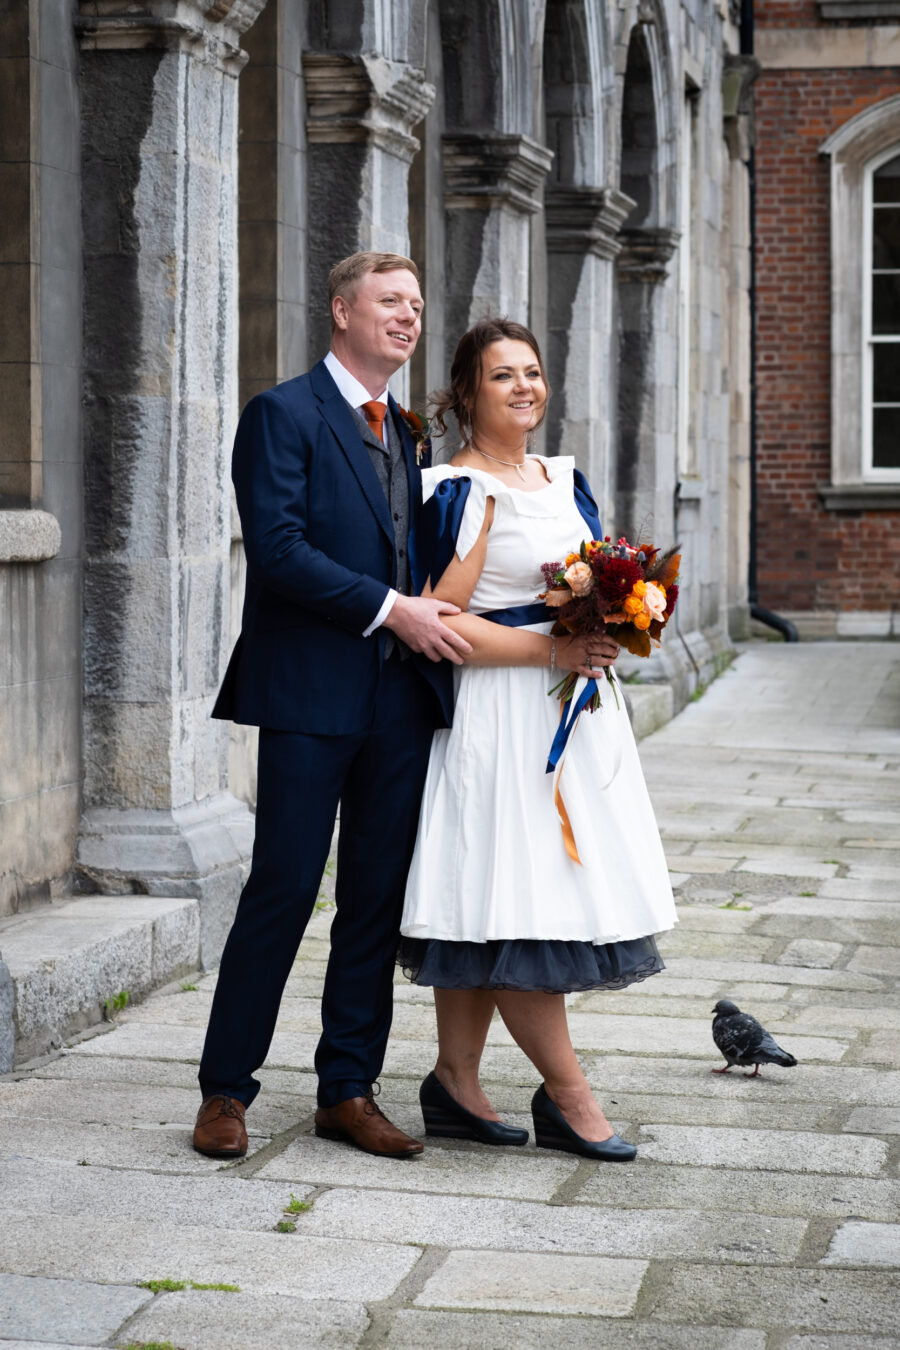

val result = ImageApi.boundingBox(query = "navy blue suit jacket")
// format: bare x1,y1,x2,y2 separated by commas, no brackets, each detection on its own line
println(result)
213,360,453,735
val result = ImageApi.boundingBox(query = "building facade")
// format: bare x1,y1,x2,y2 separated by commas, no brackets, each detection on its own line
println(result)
0,0,753,1064
753,0,900,633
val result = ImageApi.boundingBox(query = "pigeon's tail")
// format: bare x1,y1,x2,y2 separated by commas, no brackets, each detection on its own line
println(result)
761,1044,797,1068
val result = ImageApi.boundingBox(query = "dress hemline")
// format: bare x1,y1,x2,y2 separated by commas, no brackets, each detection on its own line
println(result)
396,934,665,995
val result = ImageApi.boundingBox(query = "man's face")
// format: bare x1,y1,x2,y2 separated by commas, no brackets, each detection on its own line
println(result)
333,268,423,374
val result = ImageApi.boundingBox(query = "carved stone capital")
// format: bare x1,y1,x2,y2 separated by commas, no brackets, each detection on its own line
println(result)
545,186,637,260
75,1,269,72
443,134,554,215
617,226,680,284
303,53,435,164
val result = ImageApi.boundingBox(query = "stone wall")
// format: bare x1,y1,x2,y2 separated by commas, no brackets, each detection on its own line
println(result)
0,0,84,915
754,5,900,618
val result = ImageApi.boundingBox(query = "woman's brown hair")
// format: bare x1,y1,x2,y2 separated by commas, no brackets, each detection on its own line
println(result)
430,317,550,441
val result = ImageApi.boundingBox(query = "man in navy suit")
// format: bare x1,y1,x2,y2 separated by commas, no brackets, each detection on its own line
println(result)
193,252,470,1160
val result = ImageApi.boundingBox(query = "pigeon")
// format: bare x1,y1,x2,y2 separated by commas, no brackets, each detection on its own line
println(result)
711,1000,798,1077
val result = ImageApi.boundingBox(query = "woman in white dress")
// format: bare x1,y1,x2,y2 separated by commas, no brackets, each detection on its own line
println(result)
398,318,677,1160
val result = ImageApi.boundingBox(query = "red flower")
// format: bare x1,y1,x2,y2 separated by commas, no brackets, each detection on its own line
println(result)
592,555,643,603
664,583,679,616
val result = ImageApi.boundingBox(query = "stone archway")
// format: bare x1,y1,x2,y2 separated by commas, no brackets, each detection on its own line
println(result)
542,0,632,522
614,14,679,545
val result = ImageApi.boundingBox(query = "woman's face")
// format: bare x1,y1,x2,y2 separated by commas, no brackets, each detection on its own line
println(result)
471,339,547,443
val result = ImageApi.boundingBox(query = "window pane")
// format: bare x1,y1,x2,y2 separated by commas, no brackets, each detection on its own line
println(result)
873,207,900,268
873,343,900,402
872,406,900,469
874,152,900,204
873,274,900,334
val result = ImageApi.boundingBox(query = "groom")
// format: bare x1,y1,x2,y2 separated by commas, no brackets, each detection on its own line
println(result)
194,251,469,1160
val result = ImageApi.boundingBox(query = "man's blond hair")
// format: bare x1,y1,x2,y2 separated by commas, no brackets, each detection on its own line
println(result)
328,251,421,331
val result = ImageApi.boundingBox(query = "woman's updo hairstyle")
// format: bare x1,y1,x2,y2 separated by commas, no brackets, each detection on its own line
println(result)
429,316,550,441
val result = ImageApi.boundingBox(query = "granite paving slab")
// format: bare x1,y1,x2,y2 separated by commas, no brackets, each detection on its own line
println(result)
0,1273,150,1346
0,1212,420,1301
256,1134,577,1200
638,1124,888,1175
385,1311,766,1349
0,1116,272,1172
295,1186,808,1263
119,1290,370,1350
822,1222,900,1268
413,1250,647,1317
573,1162,900,1220
0,1157,312,1230
645,1266,900,1334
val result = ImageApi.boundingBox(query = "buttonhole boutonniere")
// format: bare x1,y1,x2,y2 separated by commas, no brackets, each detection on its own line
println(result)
398,408,432,465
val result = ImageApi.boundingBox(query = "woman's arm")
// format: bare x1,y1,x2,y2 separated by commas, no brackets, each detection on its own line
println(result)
425,498,616,676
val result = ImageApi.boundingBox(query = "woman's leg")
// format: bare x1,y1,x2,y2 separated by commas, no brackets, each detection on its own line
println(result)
433,988,502,1120
493,990,613,1142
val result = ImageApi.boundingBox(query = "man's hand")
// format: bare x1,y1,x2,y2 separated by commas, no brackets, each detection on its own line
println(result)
383,595,473,664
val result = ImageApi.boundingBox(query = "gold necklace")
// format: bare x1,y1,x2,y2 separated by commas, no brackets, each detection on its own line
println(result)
471,443,528,482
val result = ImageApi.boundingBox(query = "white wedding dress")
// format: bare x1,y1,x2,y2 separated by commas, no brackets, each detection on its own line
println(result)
399,457,677,992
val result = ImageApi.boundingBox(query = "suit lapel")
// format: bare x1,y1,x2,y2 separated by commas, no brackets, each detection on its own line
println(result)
311,360,394,544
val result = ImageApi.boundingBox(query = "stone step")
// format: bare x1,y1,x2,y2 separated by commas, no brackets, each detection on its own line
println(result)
625,682,676,739
0,894,200,1071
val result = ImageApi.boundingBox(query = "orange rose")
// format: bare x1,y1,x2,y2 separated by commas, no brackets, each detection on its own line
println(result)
633,611,651,630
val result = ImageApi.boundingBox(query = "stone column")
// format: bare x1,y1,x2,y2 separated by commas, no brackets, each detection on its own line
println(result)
302,50,434,397
75,0,267,963
615,225,680,545
442,133,554,357
544,186,635,522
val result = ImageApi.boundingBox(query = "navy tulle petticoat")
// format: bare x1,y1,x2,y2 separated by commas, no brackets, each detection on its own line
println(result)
397,934,665,994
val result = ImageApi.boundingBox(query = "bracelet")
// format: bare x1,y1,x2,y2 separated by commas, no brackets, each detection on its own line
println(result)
549,636,557,669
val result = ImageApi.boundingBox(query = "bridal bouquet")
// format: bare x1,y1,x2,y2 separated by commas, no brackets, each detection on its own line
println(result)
539,536,681,712
537,535,680,865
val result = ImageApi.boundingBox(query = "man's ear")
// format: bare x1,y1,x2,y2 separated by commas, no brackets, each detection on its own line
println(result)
332,295,349,331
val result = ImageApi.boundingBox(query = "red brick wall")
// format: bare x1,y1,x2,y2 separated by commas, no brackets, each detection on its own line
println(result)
755,1,822,26
754,66,900,611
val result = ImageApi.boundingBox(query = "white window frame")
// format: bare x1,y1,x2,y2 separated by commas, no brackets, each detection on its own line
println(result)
862,145,900,482
820,94,900,490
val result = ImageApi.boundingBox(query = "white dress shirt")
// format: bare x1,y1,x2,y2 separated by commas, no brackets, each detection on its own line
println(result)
323,350,398,636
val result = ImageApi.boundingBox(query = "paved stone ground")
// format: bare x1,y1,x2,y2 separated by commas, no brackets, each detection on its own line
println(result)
2,641,899,1350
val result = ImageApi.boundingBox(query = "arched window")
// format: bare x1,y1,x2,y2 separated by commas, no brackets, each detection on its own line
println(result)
820,96,900,505
866,149,900,478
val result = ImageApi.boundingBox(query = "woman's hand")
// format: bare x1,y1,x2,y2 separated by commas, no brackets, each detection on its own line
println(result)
555,633,619,680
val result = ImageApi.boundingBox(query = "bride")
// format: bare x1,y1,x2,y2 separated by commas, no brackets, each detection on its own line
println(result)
398,317,677,1161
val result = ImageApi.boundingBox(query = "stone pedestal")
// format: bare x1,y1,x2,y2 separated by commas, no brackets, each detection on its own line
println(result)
443,133,554,345
74,0,266,964
545,186,635,517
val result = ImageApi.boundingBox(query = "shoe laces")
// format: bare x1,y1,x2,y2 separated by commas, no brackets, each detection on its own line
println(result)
363,1083,385,1119
208,1095,243,1121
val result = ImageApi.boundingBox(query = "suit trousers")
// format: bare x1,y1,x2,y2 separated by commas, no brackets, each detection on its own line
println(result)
198,651,437,1108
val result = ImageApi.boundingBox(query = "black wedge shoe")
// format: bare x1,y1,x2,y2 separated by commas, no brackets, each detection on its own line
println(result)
420,1071,529,1146
531,1084,637,1162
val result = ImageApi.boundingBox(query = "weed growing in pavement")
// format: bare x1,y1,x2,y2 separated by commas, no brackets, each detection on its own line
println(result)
275,1220,297,1233
284,1192,312,1214
119,1341,181,1350
798,890,818,897
137,1279,240,1294
103,989,130,1020
179,981,199,992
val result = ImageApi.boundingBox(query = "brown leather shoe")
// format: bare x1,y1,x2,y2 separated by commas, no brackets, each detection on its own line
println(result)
315,1093,424,1159
192,1094,248,1158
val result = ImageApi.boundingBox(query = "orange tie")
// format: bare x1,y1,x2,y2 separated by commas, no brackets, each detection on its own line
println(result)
361,400,387,444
